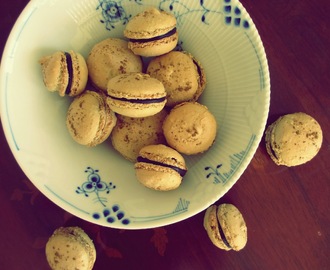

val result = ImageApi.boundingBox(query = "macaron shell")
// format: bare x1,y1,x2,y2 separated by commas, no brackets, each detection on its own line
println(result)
265,112,323,166
217,204,247,251
39,51,68,96
135,163,182,191
107,72,166,98
147,51,204,107
203,205,231,251
110,110,167,162
124,8,177,38
162,102,217,155
87,38,143,91
66,90,117,146
45,227,96,270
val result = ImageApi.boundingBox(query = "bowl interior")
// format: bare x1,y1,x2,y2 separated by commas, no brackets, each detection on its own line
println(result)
0,0,270,229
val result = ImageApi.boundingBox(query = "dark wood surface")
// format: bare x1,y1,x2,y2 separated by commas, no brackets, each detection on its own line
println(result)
0,0,329,269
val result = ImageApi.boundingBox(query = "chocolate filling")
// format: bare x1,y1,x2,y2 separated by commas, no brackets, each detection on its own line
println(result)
64,52,73,95
129,28,177,43
108,95,166,104
217,216,232,249
137,156,187,177
193,59,203,81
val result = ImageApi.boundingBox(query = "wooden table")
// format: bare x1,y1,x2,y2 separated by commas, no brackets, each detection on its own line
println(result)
0,0,329,269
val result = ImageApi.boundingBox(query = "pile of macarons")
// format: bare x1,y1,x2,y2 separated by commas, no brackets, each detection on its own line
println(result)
39,7,324,259
39,7,217,191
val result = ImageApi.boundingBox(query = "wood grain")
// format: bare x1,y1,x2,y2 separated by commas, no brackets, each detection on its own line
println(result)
0,0,329,269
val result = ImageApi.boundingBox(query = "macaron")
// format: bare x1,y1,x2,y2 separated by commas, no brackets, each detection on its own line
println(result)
203,204,247,251
45,226,96,270
66,90,117,147
147,51,206,107
265,112,323,166
106,72,167,118
87,38,143,91
162,102,217,155
124,7,178,57
39,50,88,97
135,144,187,191
111,109,168,162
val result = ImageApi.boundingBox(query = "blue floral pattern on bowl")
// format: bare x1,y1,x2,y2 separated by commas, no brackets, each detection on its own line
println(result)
72,167,192,226
76,167,116,206
97,0,250,32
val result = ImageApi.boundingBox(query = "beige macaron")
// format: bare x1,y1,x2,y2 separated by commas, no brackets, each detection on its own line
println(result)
204,204,247,251
111,109,168,162
265,112,323,166
66,90,117,147
39,50,88,97
45,226,96,270
87,38,143,91
124,7,178,57
135,144,187,191
106,72,167,118
162,102,217,155
147,51,206,107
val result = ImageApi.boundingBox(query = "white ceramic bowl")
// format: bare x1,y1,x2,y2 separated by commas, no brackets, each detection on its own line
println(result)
0,0,270,229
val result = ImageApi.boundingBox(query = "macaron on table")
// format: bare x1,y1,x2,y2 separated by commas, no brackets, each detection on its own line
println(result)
0,0,329,269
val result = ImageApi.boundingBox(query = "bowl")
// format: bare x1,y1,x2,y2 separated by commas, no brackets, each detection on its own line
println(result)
0,0,270,229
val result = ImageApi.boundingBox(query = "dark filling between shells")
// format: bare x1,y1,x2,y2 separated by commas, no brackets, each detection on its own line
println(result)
108,95,166,104
64,52,73,95
129,28,177,43
137,156,187,177
193,59,203,83
217,215,232,249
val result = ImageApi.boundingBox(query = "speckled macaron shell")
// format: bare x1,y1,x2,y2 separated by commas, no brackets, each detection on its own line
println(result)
217,204,248,251
203,205,231,251
45,226,96,270
162,102,217,155
66,90,117,147
204,204,247,251
39,50,88,97
135,144,187,191
147,51,206,107
265,112,323,166
124,8,178,57
87,38,143,91
106,72,167,118
111,109,168,162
